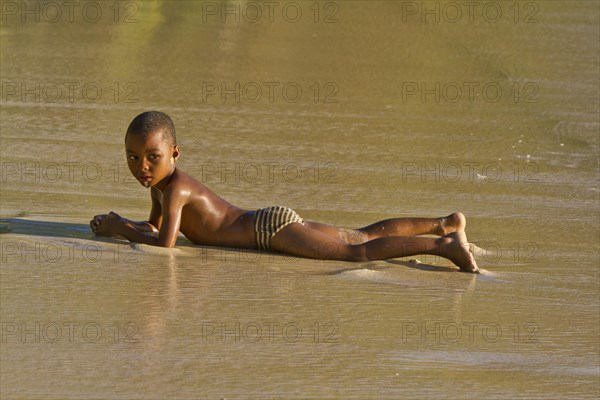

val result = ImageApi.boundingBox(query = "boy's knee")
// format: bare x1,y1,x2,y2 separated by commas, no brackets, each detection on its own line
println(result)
345,245,368,262
313,242,366,262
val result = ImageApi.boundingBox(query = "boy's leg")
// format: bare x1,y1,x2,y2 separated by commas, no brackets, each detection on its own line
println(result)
270,222,478,272
357,213,466,239
304,213,466,243
303,221,369,244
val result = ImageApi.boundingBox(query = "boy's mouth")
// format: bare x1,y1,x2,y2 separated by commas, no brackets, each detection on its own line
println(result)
140,175,152,184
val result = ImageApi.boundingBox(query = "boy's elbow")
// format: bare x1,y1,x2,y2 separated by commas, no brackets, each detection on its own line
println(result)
146,221,160,233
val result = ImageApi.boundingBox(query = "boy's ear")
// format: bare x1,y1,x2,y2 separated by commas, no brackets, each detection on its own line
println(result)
171,145,180,163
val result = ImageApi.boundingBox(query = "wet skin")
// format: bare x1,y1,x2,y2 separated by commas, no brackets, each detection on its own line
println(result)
90,129,478,272
90,130,255,248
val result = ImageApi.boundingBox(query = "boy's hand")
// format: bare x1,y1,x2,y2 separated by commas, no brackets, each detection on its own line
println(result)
90,214,107,234
90,212,123,237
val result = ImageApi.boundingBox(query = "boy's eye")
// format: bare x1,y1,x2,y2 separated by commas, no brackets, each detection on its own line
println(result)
149,154,159,160
128,155,137,161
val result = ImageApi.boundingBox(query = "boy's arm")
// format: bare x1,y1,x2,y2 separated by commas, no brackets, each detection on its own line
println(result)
118,187,162,233
148,186,163,230
119,219,158,233
116,188,183,248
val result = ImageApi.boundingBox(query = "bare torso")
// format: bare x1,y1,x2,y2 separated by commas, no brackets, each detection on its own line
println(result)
153,168,256,248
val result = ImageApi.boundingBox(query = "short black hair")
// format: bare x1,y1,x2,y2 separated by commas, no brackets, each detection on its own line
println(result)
126,111,177,145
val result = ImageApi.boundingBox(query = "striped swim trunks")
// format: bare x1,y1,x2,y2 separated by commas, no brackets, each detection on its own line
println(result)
254,205,304,250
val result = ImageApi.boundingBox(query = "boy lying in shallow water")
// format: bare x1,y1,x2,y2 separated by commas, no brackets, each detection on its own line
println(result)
90,111,479,273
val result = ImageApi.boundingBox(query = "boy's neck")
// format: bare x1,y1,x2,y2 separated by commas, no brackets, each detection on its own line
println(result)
153,167,177,192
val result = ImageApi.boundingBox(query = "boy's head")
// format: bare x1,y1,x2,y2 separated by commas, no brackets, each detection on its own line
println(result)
125,111,180,189
126,111,177,146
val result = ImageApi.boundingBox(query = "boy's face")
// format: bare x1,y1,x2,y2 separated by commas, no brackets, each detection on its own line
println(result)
125,129,179,189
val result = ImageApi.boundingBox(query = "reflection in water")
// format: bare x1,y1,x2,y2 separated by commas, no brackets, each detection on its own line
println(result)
141,253,180,350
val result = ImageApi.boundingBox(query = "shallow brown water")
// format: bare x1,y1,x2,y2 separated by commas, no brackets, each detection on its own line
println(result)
1,1,599,398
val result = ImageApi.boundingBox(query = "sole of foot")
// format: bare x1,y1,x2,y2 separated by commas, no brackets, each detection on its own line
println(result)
444,232,479,273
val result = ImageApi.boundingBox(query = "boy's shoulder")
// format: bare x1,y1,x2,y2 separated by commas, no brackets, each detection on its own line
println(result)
163,168,209,196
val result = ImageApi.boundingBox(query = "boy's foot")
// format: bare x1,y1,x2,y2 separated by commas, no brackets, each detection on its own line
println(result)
439,231,479,273
437,212,466,236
